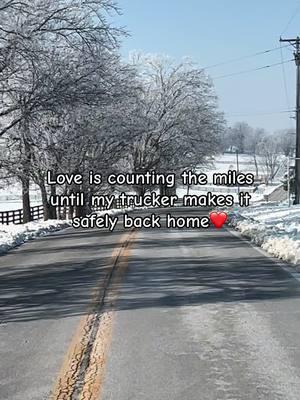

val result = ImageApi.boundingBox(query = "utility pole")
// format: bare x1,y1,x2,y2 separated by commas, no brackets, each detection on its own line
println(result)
280,36,300,204
287,156,291,207
236,148,240,197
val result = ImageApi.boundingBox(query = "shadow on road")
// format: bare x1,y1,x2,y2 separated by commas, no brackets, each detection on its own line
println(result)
114,256,300,310
0,224,299,324
113,228,300,311
0,228,122,324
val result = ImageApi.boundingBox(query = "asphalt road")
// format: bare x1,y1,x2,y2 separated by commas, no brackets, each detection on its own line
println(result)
1,207,300,400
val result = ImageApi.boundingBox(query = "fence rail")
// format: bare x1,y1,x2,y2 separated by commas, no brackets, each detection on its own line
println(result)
0,205,44,225
0,197,184,225
0,199,131,225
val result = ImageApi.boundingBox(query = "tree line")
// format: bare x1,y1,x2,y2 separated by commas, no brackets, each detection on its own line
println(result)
222,122,294,184
0,0,225,221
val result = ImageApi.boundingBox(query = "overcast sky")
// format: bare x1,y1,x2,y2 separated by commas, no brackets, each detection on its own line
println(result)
115,0,300,133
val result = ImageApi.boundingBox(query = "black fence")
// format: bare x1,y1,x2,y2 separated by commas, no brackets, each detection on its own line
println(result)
0,198,183,225
0,199,130,225
0,205,44,225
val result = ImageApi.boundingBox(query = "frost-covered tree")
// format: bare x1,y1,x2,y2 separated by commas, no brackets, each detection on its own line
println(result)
0,0,127,221
0,4,227,221
127,54,224,194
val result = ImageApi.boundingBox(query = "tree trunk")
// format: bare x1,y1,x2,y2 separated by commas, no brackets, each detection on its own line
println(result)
75,204,86,218
75,189,88,218
39,181,49,221
68,205,74,220
60,206,67,220
159,184,166,196
253,154,259,179
135,185,146,197
20,117,32,224
22,177,31,223
49,184,57,219
86,188,93,215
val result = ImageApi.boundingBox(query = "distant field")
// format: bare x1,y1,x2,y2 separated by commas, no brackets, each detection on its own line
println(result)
201,153,285,184
0,200,41,212
0,182,41,212
0,153,285,212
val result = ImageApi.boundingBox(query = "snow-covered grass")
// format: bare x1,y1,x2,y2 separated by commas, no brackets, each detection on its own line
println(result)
0,208,133,256
230,204,300,265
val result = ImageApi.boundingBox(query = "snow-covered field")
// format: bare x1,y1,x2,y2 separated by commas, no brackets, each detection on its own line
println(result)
204,153,286,184
0,182,41,211
177,152,285,204
230,204,300,266
0,200,41,211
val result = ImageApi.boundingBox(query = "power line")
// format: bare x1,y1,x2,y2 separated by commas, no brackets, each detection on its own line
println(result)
280,36,300,204
281,2,300,35
279,43,294,128
202,44,291,70
212,59,294,80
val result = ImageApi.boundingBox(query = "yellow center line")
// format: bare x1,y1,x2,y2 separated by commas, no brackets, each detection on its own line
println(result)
49,229,136,400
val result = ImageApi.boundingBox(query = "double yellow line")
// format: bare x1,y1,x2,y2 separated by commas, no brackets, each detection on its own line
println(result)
49,229,136,400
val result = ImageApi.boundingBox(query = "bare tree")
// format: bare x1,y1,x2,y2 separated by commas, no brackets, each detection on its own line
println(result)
246,128,266,179
258,135,282,184
274,128,295,157
230,122,253,154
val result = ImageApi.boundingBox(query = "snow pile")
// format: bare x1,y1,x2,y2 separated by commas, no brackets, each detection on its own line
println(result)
0,219,71,255
0,208,134,255
230,204,300,264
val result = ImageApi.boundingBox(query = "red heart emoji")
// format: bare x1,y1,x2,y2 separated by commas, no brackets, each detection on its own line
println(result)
209,211,228,229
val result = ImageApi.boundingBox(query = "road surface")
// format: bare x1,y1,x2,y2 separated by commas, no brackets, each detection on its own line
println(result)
1,207,300,400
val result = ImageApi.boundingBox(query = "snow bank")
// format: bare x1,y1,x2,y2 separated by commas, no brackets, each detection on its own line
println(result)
0,208,134,256
230,204,300,265
0,219,71,255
